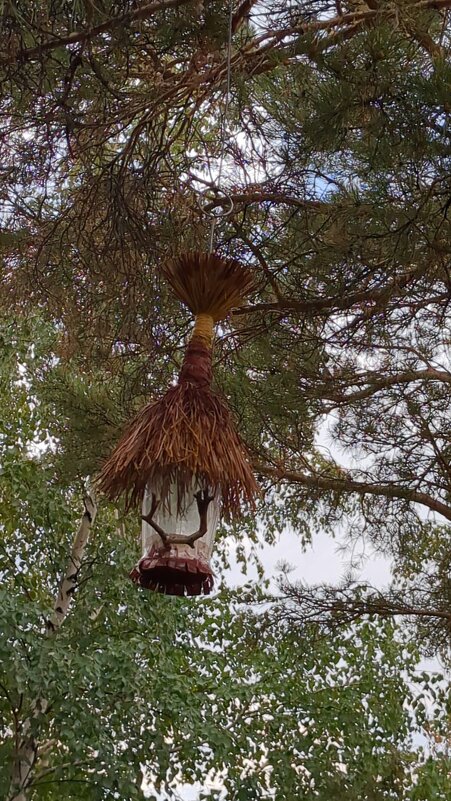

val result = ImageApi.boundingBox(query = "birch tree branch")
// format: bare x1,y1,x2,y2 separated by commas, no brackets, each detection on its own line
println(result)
48,494,97,632
7,493,98,801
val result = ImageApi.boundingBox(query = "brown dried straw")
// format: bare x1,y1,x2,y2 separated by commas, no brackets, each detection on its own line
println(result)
96,379,258,516
96,252,258,515
162,252,256,321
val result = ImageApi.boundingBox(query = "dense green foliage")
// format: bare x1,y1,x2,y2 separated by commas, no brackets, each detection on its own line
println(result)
0,319,449,800
1,1,451,798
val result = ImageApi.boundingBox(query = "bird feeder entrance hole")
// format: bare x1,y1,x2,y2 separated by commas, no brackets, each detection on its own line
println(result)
131,478,221,596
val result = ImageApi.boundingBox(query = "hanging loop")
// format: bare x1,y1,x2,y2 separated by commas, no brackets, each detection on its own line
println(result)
206,0,234,253
200,189,235,220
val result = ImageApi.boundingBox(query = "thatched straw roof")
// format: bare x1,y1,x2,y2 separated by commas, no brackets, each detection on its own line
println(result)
96,381,258,516
97,251,259,516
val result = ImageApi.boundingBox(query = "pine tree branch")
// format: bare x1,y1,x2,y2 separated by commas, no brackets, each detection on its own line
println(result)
3,0,449,71
277,581,451,631
316,368,451,405
256,463,451,522
232,0,260,34
204,191,325,212
234,269,420,317
254,0,451,51
0,0,194,66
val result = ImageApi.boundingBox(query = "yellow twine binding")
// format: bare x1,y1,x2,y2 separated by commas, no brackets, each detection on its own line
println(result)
191,313,214,347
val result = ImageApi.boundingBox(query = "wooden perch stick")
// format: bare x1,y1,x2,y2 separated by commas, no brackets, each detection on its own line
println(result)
142,490,214,548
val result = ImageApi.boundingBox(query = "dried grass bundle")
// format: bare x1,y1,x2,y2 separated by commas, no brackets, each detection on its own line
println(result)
97,379,258,516
97,252,258,515
163,252,255,320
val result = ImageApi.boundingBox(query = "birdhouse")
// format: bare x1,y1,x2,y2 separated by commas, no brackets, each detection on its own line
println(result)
98,252,258,596
132,480,221,595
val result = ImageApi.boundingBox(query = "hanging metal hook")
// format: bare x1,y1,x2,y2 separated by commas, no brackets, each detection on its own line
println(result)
202,190,235,219
206,0,234,254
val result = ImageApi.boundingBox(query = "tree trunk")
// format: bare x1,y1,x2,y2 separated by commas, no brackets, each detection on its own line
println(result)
7,493,97,801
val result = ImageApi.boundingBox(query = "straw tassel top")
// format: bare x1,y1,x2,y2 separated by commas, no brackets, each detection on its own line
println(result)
162,252,255,322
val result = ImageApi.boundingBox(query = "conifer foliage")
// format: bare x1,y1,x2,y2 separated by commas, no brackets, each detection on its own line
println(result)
0,1,451,798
